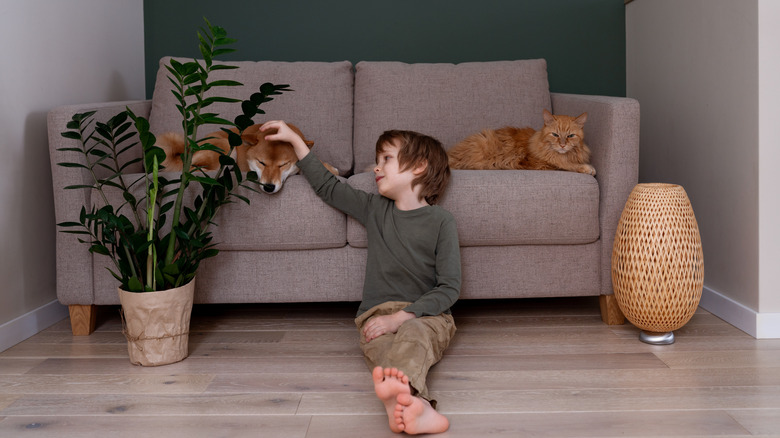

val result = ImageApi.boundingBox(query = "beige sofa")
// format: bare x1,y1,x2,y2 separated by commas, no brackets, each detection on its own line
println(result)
48,58,639,335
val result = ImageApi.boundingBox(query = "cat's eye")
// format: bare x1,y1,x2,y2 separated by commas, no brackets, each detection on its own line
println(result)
568,134,576,138
552,133,560,138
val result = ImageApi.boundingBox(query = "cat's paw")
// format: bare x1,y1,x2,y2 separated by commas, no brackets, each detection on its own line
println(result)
580,164,596,176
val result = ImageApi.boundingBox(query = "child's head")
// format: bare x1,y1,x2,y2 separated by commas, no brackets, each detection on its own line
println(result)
375,130,450,205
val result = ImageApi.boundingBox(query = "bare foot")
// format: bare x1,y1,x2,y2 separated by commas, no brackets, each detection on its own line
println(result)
372,366,411,433
394,392,450,435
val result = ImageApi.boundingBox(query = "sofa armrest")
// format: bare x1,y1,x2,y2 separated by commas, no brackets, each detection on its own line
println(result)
551,93,640,296
47,100,152,305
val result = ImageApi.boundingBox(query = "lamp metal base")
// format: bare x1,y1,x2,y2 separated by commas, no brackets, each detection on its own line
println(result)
639,331,675,345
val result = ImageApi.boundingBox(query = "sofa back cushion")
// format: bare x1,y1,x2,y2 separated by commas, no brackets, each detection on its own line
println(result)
353,60,551,172
148,57,355,174
346,170,599,248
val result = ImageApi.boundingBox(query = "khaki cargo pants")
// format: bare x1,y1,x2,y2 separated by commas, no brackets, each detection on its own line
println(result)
355,301,456,407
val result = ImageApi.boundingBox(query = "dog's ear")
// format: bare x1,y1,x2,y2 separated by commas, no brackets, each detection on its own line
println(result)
304,140,314,149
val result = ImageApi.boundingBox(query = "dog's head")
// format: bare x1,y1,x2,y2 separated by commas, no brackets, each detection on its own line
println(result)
244,123,313,194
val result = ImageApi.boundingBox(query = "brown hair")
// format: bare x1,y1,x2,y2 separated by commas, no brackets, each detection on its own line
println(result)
375,130,450,205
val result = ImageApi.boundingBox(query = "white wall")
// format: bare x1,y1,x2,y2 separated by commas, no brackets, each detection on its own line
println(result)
0,0,145,350
758,1,780,318
626,0,780,338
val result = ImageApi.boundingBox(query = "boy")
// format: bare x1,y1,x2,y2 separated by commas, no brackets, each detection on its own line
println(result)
260,121,461,435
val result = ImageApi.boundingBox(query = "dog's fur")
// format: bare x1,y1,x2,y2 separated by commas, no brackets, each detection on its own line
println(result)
157,123,338,194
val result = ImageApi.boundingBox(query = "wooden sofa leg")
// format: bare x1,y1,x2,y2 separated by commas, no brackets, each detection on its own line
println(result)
69,305,97,336
599,295,625,325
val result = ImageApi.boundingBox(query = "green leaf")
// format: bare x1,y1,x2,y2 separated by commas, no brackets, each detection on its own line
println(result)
162,263,180,275
57,162,89,169
89,244,110,256
57,221,84,228
214,37,237,46
56,147,84,153
127,276,143,292
175,227,191,241
61,131,82,140
190,175,219,186
201,96,241,106
219,154,235,166
233,193,250,204
212,48,236,57
241,101,257,117
210,64,239,71
227,131,242,147
208,80,242,88
235,115,254,131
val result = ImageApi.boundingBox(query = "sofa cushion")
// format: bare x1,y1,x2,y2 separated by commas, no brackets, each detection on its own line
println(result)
96,173,347,251
148,57,355,175
353,60,551,172
346,170,599,247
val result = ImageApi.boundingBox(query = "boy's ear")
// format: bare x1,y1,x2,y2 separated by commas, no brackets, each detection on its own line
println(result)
304,139,314,149
412,159,428,175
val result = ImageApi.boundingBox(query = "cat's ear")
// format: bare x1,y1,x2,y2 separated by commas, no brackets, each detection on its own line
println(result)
574,112,588,127
542,109,555,125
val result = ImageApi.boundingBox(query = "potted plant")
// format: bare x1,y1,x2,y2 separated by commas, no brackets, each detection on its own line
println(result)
56,18,289,366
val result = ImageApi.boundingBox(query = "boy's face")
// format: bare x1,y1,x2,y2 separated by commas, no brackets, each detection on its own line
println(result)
374,141,416,200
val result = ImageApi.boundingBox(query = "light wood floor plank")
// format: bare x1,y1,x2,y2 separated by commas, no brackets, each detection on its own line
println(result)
433,352,668,372
1,393,302,416
655,350,780,369
308,410,752,438
0,359,45,374
0,415,311,438
727,409,780,436
205,372,374,394
426,367,780,391
0,374,214,394
0,395,19,411
25,356,369,375
296,386,780,415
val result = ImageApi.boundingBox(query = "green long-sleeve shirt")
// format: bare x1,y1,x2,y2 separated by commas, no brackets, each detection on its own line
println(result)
297,152,461,317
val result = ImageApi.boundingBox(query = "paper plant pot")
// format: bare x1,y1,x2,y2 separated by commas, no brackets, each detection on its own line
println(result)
118,278,195,366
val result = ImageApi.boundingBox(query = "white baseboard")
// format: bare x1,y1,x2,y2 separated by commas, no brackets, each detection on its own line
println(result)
0,300,69,352
700,285,780,339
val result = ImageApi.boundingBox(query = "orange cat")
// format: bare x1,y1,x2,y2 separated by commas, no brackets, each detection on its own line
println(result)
448,109,595,175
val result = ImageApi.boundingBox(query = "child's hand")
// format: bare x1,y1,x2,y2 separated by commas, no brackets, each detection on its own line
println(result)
259,120,310,159
363,311,416,342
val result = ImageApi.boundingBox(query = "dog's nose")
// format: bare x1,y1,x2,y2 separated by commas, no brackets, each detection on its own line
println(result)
262,183,276,193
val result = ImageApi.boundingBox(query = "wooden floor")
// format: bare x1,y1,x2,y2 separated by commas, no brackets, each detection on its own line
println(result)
1,297,779,437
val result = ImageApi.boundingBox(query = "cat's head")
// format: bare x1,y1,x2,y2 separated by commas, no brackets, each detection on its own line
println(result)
539,109,588,154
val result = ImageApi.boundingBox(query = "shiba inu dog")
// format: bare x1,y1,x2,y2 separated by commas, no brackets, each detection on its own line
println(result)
157,122,337,194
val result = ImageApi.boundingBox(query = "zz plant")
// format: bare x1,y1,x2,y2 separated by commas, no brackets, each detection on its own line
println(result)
57,18,289,292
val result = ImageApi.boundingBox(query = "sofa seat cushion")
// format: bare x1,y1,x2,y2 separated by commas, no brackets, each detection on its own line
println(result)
147,57,355,175
96,173,346,251
353,60,551,172
346,170,599,247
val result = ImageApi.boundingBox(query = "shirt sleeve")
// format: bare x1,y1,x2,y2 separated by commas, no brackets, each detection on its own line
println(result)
296,152,372,225
403,215,462,317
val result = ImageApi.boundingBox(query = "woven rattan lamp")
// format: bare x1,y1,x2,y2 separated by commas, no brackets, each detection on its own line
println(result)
611,184,704,345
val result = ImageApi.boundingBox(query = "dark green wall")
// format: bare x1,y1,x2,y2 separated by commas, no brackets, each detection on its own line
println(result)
144,0,625,98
